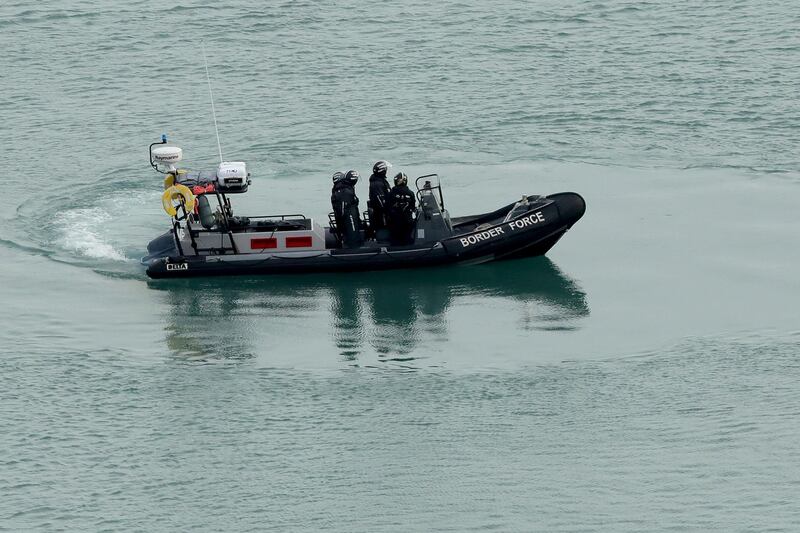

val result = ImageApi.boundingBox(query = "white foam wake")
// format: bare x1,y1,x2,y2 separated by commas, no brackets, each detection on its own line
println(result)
54,207,127,261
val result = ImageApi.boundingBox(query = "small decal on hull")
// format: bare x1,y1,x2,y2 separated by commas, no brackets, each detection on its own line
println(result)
166,262,189,271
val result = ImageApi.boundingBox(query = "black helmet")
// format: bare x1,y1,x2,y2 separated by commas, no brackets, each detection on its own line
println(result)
344,169,360,185
393,172,408,186
332,171,345,183
372,160,390,175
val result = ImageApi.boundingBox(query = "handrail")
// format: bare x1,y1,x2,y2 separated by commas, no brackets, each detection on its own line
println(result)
414,173,445,211
246,214,307,221
149,136,167,174
414,174,439,191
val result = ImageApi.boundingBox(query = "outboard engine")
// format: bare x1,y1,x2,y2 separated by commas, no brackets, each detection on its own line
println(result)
217,161,249,191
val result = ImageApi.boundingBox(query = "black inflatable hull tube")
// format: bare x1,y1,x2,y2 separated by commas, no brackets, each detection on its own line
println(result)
145,194,586,279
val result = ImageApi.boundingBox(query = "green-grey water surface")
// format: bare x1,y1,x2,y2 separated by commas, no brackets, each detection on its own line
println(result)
1,1,799,530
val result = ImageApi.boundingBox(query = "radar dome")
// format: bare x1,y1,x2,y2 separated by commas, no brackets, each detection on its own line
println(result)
151,146,183,172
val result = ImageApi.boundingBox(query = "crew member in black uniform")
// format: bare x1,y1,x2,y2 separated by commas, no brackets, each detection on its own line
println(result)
387,172,416,245
368,160,391,238
331,170,363,248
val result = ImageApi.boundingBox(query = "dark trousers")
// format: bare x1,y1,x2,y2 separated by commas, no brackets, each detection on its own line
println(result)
389,218,414,245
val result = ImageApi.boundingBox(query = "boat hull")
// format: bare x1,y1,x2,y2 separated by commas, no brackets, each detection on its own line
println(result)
144,193,585,279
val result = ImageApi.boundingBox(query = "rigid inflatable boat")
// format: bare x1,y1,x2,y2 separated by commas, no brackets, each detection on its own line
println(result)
142,137,585,279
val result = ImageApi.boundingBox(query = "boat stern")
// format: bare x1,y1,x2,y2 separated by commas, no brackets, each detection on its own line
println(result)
141,230,178,264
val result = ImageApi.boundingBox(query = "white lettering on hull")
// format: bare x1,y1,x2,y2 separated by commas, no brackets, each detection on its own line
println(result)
457,211,547,249
460,226,505,247
507,211,545,231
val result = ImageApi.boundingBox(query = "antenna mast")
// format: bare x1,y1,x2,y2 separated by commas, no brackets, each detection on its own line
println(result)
201,42,224,164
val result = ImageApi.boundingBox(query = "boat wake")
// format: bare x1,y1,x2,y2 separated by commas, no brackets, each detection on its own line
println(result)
54,206,127,261
12,176,162,272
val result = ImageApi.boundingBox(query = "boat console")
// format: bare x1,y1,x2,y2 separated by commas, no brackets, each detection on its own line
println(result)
414,174,453,243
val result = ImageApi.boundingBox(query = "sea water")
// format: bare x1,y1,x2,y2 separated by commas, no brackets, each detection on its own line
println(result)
1,1,799,530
